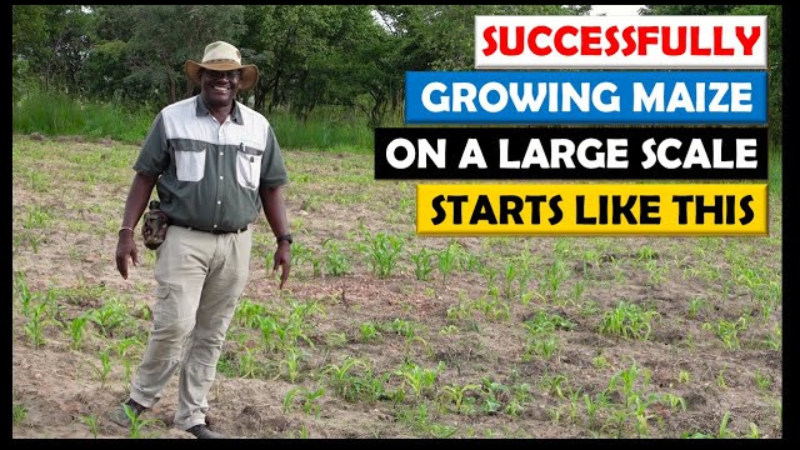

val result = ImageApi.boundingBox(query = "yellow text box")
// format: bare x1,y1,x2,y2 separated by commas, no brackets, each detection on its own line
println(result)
416,184,768,236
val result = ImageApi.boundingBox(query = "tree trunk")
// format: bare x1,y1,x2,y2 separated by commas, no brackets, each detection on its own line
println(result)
183,78,195,99
169,78,176,104
254,80,266,113
269,70,281,114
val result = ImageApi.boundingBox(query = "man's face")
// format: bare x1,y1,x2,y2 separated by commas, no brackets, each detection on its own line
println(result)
201,69,241,108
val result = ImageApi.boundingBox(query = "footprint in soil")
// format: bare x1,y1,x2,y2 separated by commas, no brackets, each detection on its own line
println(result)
683,392,708,411
234,405,291,435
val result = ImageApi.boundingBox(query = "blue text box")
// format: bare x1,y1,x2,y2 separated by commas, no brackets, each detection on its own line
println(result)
405,71,767,125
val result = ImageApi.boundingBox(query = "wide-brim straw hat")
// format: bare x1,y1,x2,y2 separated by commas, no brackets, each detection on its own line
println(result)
185,41,259,91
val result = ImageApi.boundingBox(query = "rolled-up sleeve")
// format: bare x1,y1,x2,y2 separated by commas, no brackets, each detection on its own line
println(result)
133,112,170,177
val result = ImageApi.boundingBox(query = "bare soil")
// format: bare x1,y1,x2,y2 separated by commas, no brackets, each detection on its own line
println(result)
12,135,782,439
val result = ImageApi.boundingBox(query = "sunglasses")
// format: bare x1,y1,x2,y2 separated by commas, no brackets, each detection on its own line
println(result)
203,69,242,80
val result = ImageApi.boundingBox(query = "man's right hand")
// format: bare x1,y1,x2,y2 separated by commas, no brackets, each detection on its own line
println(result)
115,230,139,280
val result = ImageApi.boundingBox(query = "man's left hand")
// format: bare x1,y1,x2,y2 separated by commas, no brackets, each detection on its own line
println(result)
273,242,291,289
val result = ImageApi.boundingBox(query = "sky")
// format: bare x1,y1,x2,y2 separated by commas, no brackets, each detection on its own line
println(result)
590,5,646,16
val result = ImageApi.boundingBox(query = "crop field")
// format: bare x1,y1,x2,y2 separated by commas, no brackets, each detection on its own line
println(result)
12,134,782,438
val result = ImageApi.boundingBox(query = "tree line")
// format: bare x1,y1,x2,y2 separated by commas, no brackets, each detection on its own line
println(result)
12,5,781,142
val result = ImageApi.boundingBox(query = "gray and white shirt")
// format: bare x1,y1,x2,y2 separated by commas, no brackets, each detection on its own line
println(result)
133,95,288,232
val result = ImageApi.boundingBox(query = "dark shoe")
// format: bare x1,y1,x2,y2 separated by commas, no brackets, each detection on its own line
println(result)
187,424,225,439
110,398,148,427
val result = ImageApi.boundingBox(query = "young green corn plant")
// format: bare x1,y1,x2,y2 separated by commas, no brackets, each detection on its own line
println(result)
716,369,728,389
323,239,350,276
15,272,32,316
324,357,368,400
524,311,577,335
539,374,570,400
553,238,571,259
360,322,380,343
765,323,781,351
234,299,268,328
503,262,517,299
437,243,457,285
123,358,134,387
24,303,49,348
439,325,460,335
88,300,132,337
396,403,431,432
644,259,668,286
523,336,559,362
278,347,305,383
584,391,609,430
609,361,641,407
68,315,89,351
283,387,301,413
90,349,113,388
257,315,282,352
568,389,582,424
81,413,99,438
516,254,536,302
446,300,473,323
354,369,392,403
687,297,707,319
744,422,761,439
325,331,347,348
387,318,417,340
362,231,404,279
544,259,569,303
660,393,686,412
483,266,499,295
300,387,325,417
123,404,163,438
114,336,143,359
702,317,747,350
599,302,660,341
238,347,260,379
440,383,481,415
13,404,27,426
458,251,480,273
478,298,510,323
410,248,434,281
24,205,51,229
394,362,444,400
633,394,660,437
283,386,326,417
593,354,610,369
754,370,772,394
717,412,736,438
504,397,525,417
572,279,587,304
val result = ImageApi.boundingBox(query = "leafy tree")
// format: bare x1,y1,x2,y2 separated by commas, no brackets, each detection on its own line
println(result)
641,5,782,145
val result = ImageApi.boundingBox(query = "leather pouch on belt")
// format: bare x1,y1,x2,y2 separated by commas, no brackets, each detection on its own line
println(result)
142,200,169,250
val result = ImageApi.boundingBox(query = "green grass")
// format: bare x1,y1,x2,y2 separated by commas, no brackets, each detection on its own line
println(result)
269,107,375,154
768,146,782,196
13,90,382,153
13,92,154,144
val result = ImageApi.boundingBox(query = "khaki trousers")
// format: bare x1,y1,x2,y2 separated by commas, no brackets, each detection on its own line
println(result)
129,225,252,430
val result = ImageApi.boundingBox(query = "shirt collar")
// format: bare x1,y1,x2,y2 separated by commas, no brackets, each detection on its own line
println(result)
195,95,244,125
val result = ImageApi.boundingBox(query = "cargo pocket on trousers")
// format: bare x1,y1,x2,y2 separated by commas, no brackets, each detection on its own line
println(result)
151,284,174,324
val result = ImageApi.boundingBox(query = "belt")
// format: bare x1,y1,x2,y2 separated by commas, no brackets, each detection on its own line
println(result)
172,224,248,234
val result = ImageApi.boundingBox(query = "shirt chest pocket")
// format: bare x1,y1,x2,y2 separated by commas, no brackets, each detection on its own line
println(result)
236,144,264,190
173,145,207,182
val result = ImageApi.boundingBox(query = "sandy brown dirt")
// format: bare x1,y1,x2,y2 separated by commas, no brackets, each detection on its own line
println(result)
12,135,782,439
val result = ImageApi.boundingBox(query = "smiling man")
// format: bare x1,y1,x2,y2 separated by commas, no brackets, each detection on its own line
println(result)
112,41,292,439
